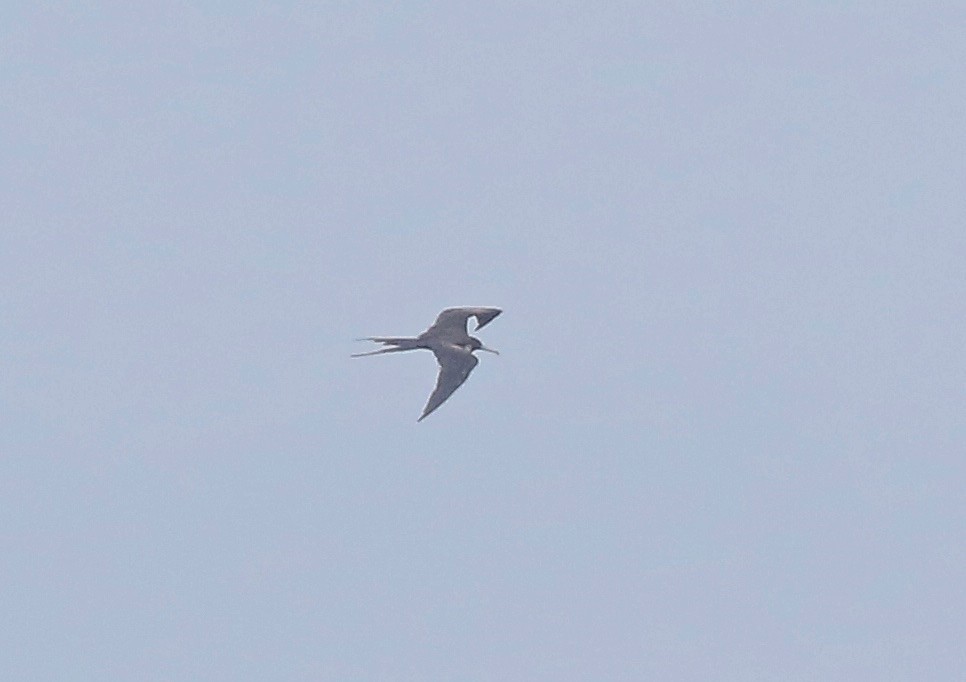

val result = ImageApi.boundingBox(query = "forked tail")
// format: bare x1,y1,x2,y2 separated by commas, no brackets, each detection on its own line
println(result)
351,337,420,357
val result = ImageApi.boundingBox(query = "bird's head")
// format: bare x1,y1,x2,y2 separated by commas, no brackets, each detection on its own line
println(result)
466,336,499,355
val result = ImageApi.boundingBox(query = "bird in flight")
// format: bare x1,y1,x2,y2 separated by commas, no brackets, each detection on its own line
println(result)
352,307,502,421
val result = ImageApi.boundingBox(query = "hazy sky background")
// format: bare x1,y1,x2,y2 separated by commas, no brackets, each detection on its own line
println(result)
3,3,964,680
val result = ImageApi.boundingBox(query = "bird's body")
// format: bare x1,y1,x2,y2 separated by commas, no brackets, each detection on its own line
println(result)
352,307,501,421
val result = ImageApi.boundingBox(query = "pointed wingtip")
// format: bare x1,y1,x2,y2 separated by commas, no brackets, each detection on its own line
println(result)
473,308,502,330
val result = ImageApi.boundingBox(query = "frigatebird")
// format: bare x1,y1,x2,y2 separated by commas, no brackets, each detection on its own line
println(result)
352,307,501,421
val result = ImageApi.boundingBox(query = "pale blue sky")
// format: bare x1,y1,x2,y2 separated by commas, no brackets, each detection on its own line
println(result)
2,3,964,680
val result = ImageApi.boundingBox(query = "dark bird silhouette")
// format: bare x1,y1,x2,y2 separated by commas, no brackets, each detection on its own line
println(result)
352,307,501,421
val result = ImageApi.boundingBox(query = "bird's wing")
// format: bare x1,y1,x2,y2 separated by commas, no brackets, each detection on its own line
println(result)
425,307,502,336
418,345,479,421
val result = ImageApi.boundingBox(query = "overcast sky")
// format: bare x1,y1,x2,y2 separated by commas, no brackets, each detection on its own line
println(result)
2,3,964,680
